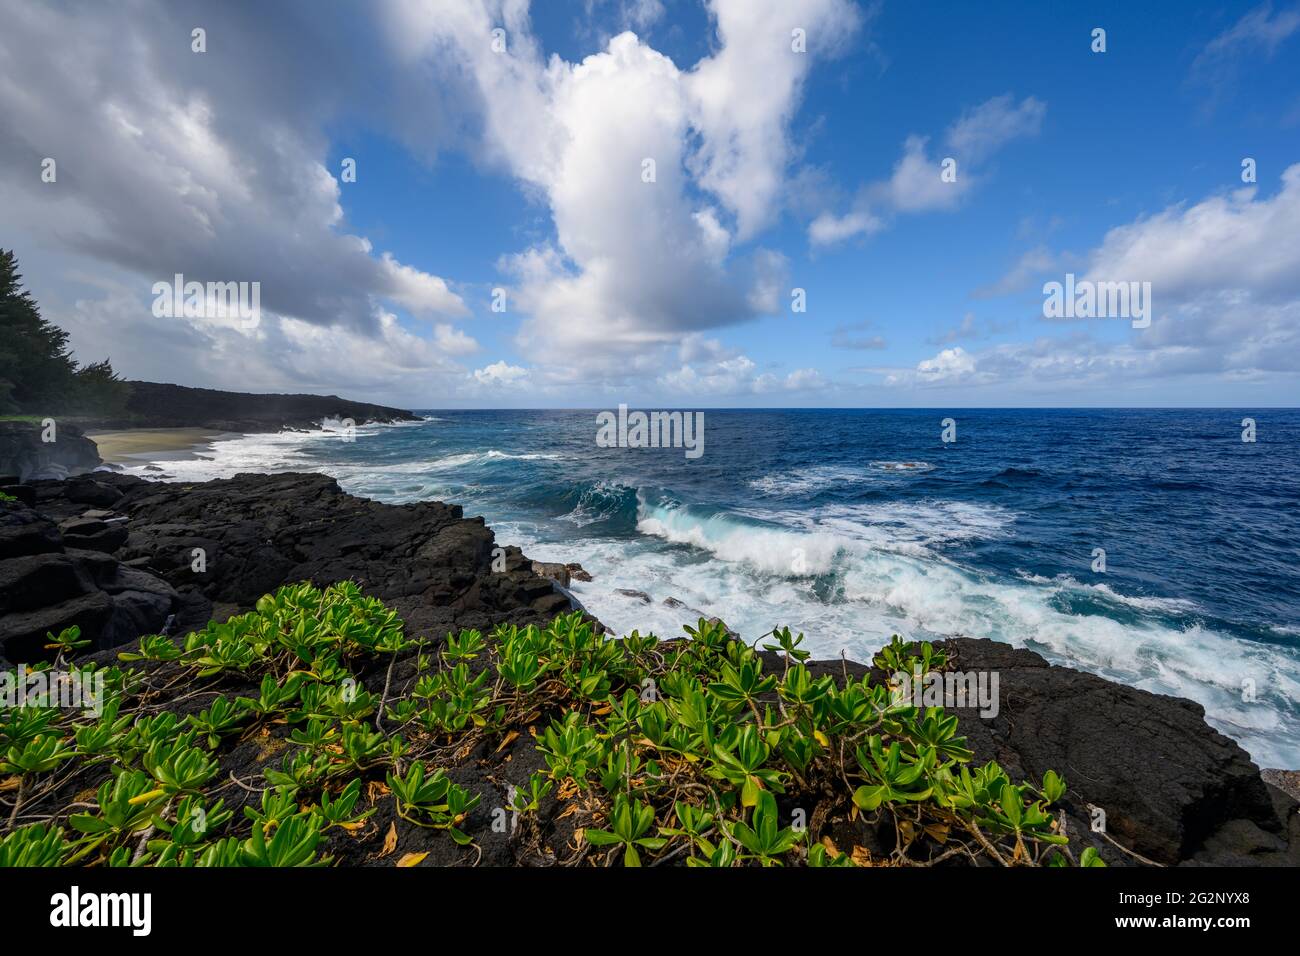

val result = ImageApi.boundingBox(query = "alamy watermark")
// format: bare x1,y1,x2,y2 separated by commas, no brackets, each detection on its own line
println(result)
889,666,999,718
596,404,704,460
1043,273,1150,329
50,886,151,936
152,273,261,329
1,665,106,716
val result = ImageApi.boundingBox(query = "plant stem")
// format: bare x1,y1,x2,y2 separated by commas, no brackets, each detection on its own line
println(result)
7,778,25,829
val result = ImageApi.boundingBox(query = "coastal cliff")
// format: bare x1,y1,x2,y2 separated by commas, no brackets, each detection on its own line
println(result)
88,381,420,433
1,470,1295,867
1,382,419,481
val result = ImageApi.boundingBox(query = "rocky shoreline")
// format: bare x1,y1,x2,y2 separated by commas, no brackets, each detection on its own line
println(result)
2,470,1297,866
0,380,419,484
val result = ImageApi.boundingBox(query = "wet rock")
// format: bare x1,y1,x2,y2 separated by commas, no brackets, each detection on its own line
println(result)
664,595,705,617
705,616,741,640
1262,768,1300,802
531,561,571,587
615,588,652,604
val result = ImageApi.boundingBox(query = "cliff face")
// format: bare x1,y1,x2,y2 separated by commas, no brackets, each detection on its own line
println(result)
1,470,1296,867
87,380,420,432
0,420,101,482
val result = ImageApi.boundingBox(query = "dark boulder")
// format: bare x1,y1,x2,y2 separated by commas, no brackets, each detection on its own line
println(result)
0,420,100,481
0,500,179,664
0,591,116,662
0,504,64,558
57,516,129,554
928,637,1293,867
64,477,125,508
0,552,93,613
0,483,36,505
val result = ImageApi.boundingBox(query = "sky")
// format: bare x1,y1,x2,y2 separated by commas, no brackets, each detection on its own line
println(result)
1,0,1298,409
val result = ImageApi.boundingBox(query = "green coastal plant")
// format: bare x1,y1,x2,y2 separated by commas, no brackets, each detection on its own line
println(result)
1,733,75,774
316,779,375,830
387,762,479,844
67,770,168,858
142,740,219,794
45,626,91,656
0,823,70,866
583,793,665,867
118,634,183,662
236,672,303,718
240,814,330,867
187,697,248,748
0,580,1098,869
726,790,803,866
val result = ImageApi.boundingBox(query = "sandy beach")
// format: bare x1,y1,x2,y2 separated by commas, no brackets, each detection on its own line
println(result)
86,427,239,465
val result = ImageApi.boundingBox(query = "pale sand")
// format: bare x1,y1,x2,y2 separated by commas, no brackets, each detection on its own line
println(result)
87,428,239,465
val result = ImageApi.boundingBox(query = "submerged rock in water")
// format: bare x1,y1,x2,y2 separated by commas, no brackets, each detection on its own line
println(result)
531,561,571,587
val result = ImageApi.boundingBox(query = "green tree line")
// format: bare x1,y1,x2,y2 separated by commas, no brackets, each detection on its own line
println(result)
0,249,131,416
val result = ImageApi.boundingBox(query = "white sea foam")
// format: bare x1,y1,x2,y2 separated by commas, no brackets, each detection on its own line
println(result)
1014,571,1204,614
748,462,935,497
870,460,934,472
119,427,331,481
748,465,875,496
619,496,1300,766
424,450,560,469
637,505,845,575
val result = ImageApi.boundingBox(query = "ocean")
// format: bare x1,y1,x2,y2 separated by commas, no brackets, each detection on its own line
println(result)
119,408,1300,768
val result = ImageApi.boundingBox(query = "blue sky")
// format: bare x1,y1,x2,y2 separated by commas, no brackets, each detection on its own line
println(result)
2,0,1298,407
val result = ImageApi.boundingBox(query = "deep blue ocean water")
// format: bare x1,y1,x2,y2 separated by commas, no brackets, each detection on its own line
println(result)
132,408,1300,766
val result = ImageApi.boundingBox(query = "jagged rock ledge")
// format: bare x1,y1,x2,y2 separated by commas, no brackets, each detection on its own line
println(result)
1,471,1296,867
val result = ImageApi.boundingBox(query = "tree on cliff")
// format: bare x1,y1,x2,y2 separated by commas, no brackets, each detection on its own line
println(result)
0,249,130,415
